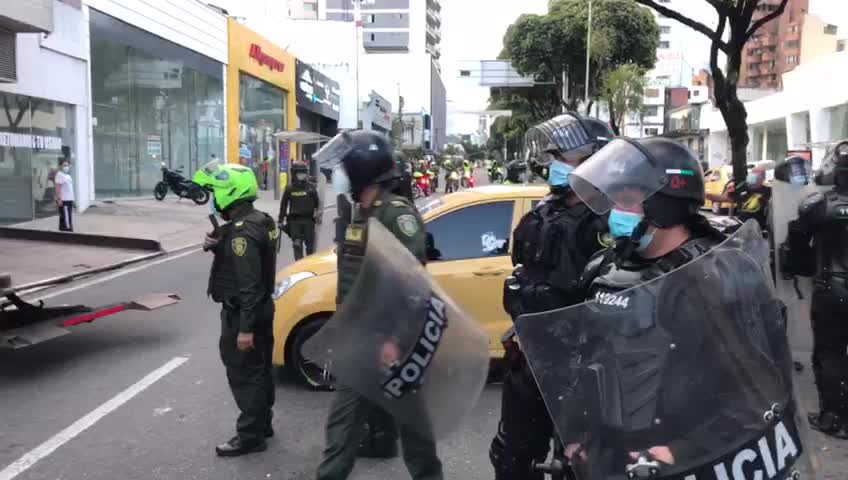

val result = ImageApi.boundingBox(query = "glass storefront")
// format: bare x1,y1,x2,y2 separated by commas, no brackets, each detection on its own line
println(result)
239,72,286,190
0,93,76,223
89,9,224,197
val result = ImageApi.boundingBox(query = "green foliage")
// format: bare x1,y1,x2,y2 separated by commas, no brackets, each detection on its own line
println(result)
501,0,660,110
443,144,462,156
600,64,647,135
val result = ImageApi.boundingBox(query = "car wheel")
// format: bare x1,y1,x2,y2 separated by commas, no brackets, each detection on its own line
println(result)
290,317,336,391
154,182,168,201
711,201,722,215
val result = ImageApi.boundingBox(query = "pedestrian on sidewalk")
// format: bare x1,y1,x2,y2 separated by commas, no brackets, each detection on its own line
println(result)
54,160,75,232
192,161,279,457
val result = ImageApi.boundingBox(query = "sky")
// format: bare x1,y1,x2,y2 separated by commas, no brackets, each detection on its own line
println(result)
439,0,549,134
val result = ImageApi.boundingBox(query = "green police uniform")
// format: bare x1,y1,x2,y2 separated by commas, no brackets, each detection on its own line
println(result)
317,190,442,480
279,179,321,260
208,204,278,445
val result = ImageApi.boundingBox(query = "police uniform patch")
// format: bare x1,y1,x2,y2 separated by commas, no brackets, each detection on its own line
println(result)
269,228,280,241
345,225,364,242
232,237,247,256
598,232,615,248
396,214,418,237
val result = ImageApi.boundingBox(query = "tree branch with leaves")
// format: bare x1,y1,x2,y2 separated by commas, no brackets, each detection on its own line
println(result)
633,0,789,196
600,64,647,136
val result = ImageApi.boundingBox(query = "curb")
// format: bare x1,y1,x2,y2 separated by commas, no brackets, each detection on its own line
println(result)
0,227,162,252
8,250,166,295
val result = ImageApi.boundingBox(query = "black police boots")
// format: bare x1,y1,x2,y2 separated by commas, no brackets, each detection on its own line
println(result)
215,436,268,457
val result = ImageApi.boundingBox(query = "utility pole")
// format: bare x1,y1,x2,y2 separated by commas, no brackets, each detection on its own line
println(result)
584,0,593,106
397,82,404,146
354,0,362,127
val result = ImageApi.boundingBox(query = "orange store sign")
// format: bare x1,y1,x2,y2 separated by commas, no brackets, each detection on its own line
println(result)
249,44,286,72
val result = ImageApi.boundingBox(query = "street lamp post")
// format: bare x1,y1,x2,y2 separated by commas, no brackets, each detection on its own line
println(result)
354,0,362,127
584,0,593,106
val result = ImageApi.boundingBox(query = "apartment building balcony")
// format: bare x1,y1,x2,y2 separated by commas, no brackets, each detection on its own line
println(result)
762,50,775,61
427,0,441,12
427,7,441,26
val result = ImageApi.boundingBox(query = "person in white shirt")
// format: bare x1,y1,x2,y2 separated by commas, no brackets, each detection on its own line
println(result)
53,160,75,232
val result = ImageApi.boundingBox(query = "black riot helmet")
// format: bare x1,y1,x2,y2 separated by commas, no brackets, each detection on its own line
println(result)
834,141,848,190
523,112,613,170
774,155,813,186
313,130,398,199
571,136,705,229
291,161,308,182
506,159,527,184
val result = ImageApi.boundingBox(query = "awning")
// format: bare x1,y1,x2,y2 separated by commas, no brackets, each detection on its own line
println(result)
273,131,333,145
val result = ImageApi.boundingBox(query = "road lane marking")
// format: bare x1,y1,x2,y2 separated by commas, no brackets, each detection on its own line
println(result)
30,248,201,302
0,356,189,480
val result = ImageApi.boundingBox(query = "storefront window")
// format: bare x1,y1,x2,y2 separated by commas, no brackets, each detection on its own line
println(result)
89,9,224,198
0,93,75,223
239,72,287,190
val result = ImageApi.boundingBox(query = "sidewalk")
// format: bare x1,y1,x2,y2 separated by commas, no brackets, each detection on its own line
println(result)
1,190,289,291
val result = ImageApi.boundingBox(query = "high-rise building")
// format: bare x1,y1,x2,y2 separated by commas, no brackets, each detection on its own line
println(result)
321,0,441,63
286,0,319,19
736,0,840,90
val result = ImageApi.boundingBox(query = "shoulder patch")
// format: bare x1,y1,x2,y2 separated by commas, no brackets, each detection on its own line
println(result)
396,214,419,237
269,228,280,241
232,237,247,256
598,232,615,248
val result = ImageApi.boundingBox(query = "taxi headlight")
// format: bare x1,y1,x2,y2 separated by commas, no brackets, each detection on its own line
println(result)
272,272,315,300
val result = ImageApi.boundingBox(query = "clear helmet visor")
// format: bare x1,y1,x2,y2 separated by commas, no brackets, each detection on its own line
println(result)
571,138,670,214
313,132,354,168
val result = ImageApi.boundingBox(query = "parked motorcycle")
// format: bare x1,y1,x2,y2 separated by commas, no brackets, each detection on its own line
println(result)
154,162,210,205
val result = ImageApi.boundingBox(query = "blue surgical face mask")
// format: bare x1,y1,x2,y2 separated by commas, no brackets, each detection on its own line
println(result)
608,209,643,239
637,228,655,253
747,173,759,186
62,166,70,174
789,175,807,186
548,161,574,188
332,167,350,195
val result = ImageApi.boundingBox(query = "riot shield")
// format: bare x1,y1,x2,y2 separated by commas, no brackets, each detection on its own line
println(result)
515,220,820,480
303,218,489,439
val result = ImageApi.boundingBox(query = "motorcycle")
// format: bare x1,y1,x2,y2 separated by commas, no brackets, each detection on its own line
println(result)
154,162,210,205
446,171,460,194
461,171,475,189
412,171,430,199
489,166,505,184
428,169,439,191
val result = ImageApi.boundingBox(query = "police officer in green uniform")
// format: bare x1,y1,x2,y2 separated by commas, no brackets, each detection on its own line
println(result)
192,161,279,457
316,130,443,480
279,161,322,260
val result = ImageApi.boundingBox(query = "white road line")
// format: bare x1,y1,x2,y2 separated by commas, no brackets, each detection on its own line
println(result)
0,356,190,480
31,248,201,302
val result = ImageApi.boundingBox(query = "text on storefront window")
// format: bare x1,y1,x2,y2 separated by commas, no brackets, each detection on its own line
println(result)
0,132,62,150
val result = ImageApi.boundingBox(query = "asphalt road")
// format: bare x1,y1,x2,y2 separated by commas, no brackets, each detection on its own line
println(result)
0,176,843,479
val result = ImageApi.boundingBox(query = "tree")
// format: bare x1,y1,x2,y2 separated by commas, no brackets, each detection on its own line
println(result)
600,64,647,135
502,0,660,112
633,0,789,195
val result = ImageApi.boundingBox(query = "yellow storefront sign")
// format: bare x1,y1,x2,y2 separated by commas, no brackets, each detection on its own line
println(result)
227,19,297,192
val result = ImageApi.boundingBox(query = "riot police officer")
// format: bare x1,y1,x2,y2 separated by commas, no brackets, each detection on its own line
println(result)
279,161,321,260
193,161,278,457
780,141,848,437
514,137,811,479
503,160,526,185
314,130,443,480
490,113,613,480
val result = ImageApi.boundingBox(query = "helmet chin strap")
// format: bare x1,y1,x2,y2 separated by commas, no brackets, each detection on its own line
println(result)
615,219,650,265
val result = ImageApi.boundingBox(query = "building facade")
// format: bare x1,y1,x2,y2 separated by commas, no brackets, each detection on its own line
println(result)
227,19,296,193
295,59,340,171
0,0,90,223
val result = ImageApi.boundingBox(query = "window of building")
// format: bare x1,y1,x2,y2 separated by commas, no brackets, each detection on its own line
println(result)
785,40,800,49
425,202,514,261
692,90,701,97
303,3,316,12
838,40,847,52
786,55,798,65
768,60,776,69
824,24,838,35
748,62,759,70
660,26,671,34
644,128,660,136
643,105,659,117
659,41,670,49
645,88,660,98
370,33,375,41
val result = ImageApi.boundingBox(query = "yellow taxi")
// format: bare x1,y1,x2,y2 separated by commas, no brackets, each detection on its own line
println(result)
703,161,775,213
271,185,548,389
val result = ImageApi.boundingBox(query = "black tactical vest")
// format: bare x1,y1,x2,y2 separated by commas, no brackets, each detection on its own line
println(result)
287,182,319,218
816,191,848,276
513,195,600,297
208,208,278,304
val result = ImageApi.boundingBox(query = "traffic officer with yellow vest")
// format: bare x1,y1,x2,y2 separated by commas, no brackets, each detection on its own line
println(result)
279,161,322,260
192,160,279,457
314,130,443,480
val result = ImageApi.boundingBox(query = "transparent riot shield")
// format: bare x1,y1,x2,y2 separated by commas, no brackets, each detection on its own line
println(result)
515,220,820,480
770,180,825,355
303,218,490,439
